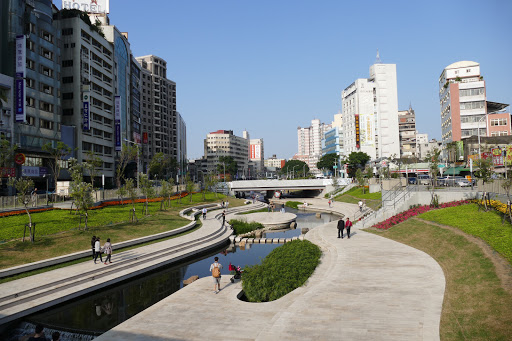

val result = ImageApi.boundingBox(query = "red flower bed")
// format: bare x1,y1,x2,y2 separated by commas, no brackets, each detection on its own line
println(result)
372,200,471,230
89,192,190,210
0,207,60,218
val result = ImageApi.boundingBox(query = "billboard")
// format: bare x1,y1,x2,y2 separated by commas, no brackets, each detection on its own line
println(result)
506,145,512,165
250,144,261,160
15,35,26,123
82,92,90,131
492,148,503,166
355,114,360,149
115,96,121,151
62,0,110,13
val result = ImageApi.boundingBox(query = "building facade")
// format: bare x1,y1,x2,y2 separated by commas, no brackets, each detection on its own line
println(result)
297,119,331,173
342,62,400,160
204,130,249,178
264,155,286,169
249,138,264,176
398,106,416,159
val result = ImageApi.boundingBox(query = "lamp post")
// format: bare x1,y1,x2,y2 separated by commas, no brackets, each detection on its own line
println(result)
124,139,140,189
43,174,48,205
303,164,306,178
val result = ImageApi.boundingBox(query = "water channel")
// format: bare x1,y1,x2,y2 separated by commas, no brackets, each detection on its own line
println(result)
1,207,338,340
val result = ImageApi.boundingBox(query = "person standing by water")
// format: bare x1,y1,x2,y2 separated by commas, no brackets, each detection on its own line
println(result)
103,238,113,264
94,237,103,264
91,235,96,259
221,211,226,226
210,256,223,293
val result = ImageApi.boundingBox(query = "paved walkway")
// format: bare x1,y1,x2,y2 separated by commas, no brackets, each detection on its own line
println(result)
96,199,445,340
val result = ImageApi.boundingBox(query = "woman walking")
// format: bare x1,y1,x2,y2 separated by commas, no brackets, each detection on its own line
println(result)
103,238,113,264
94,237,103,264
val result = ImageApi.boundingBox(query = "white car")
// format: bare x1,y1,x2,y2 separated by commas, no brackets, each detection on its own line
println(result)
457,179,472,187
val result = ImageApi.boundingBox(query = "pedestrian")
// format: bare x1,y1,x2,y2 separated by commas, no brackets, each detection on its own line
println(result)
225,201,229,209
280,204,285,213
358,200,363,212
91,235,96,259
221,201,225,208
267,203,271,212
51,332,60,341
271,203,275,212
21,324,47,341
94,237,103,264
31,188,37,207
210,256,223,293
328,199,332,208
337,217,345,238
221,210,226,226
103,238,113,264
345,217,353,239
202,207,207,219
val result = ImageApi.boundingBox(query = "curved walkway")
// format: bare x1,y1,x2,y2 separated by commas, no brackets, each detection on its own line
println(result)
97,202,445,340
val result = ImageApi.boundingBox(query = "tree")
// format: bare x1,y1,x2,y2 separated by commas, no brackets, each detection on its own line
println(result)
205,173,219,198
217,156,237,180
117,185,127,203
159,180,172,210
446,142,457,164
149,152,176,180
281,160,309,178
355,169,367,193
0,138,17,168
346,152,370,178
426,147,441,207
185,174,195,203
316,153,339,175
42,142,72,190
125,178,138,222
365,166,374,181
69,159,94,230
139,173,154,216
7,177,35,242
115,144,138,188
84,149,102,188
474,158,494,184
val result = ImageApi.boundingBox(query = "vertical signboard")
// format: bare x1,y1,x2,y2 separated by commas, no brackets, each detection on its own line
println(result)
506,145,512,166
250,144,261,160
142,132,148,144
15,35,26,123
82,92,90,131
492,148,503,166
355,114,360,149
115,96,121,151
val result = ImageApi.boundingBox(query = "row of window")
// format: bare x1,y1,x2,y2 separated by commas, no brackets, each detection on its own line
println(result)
460,101,485,110
461,128,486,137
460,115,485,124
491,118,508,126
82,142,114,156
459,88,484,97
491,131,508,136
26,97,56,114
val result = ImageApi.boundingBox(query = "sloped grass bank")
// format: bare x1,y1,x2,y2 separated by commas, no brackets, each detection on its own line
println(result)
334,187,381,210
368,217,512,340
229,219,264,236
242,240,321,302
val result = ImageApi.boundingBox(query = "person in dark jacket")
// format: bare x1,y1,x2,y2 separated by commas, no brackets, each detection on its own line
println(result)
337,217,345,238
91,235,96,259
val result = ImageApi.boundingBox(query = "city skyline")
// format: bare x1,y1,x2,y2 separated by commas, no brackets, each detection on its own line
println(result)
58,0,512,160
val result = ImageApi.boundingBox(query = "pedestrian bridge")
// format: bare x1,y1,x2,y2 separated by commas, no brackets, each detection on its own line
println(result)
228,179,351,193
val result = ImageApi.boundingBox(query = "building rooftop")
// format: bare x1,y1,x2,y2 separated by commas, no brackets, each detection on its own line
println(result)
487,101,509,113
445,61,479,70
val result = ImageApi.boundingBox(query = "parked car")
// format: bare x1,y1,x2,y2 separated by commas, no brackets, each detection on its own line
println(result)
408,177,417,184
444,176,465,187
417,175,431,185
457,179,472,187
436,177,447,186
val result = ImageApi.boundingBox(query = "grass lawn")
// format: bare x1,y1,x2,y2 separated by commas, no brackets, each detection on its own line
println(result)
419,204,512,264
334,187,381,210
0,192,244,270
367,218,512,340
238,208,268,215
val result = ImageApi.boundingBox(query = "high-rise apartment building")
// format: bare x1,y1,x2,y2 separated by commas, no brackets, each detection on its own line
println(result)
342,61,400,160
55,10,116,185
321,112,344,171
297,119,331,173
136,55,180,172
204,130,249,177
249,138,264,176
398,106,416,159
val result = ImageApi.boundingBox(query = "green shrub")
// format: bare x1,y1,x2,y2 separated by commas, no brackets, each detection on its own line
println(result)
242,240,321,302
229,219,264,235
285,201,302,209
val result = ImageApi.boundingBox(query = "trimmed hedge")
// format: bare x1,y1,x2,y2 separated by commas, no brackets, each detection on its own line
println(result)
285,201,302,209
229,219,264,236
242,239,321,302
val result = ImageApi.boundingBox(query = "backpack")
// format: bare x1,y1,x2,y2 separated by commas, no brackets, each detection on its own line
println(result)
212,263,221,278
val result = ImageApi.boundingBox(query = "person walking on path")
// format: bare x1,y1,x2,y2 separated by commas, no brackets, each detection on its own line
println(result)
94,237,103,264
91,235,97,259
328,199,332,208
31,188,37,207
210,256,223,293
202,207,207,219
221,211,226,226
358,200,363,212
103,238,113,264
337,217,345,238
345,217,353,239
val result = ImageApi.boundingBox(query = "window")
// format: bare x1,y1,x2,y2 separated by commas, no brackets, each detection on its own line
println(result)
81,30,91,41
26,78,36,89
39,101,53,113
62,60,73,67
26,116,36,126
62,28,73,36
26,97,35,108
27,39,35,52
27,59,35,70
62,76,73,83
491,131,508,137
104,132,112,140
93,144,103,153
460,101,485,110
104,146,112,154
63,108,73,116
62,92,73,100
40,65,53,78
491,118,507,126
64,43,69,48
40,30,53,43
93,128,102,137
71,43,76,48
104,162,113,169
40,119,54,130
40,83,53,95
82,142,92,151
459,88,484,97
40,47,53,60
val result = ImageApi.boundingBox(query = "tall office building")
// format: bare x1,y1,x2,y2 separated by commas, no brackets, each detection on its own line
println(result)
297,119,331,173
204,130,249,178
321,112,344,172
398,106,416,159
249,138,264,176
136,55,180,172
0,0,62,184
55,10,116,185
342,60,400,160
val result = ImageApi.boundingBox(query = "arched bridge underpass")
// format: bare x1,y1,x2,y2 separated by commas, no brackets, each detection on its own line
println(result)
228,179,349,197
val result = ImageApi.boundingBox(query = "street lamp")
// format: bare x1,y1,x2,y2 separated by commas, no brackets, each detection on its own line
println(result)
124,139,140,189
303,164,306,178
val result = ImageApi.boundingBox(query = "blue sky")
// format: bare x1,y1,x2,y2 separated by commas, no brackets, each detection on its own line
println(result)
62,0,512,159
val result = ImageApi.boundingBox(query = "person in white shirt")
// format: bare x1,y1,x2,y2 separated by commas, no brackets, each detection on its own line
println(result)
358,200,363,212
210,257,223,293
202,207,207,219
94,237,103,264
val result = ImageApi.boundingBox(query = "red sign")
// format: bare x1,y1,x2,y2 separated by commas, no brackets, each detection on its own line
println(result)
0,167,15,177
143,132,148,144
14,153,25,165
492,148,503,166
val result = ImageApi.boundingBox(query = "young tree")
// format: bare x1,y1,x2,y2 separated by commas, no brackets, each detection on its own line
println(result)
185,173,195,203
84,149,102,188
149,152,167,179
115,144,138,188
125,178,138,222
426,147,441,207
217,156,237,180
69,160,94,230
42,142,72,190
355,169,366,193
0,138,17,168
474,158,494,184
159,179,171,210
7,177,35,242
365,166,374,182
205,173,219,198
117,185,127,203
139,172,154,215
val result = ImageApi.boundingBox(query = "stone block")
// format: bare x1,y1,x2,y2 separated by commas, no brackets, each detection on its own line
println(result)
301,228,309,234
290,221,297,229
183,275,199,286
316,213,321,218
292,236,298,241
